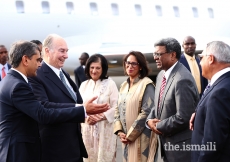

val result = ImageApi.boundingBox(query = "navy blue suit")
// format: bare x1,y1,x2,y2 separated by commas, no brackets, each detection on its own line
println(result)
0,63,11,81
179,54,208,96
74,66,87,88
0,70,85,162
28,62,87,162
191,71,230,162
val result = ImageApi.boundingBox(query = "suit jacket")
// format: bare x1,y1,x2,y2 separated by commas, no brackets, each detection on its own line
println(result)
191,71,230,162
28,62,87,162
74,66,87,88
0,63,11,81
179,53,208,96
0,70,85,162
147,62,199,162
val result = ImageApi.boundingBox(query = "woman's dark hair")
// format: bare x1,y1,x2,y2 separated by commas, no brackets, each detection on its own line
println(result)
123,51,149,79
85,54,109,80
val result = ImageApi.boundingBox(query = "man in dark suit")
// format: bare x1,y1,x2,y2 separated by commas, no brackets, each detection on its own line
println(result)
0,41,108,162
74,52,89,88
147,38,199,162
179,36,208,96
0,45,11,81
28,34,102,162
190,41,230,162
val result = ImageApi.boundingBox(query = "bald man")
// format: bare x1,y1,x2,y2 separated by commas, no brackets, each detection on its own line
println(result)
180,36,208,97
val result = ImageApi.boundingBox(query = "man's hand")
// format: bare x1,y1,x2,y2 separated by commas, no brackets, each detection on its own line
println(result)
84,96,109,114
189,113,196,131
118,132,130,144
147,118,162,135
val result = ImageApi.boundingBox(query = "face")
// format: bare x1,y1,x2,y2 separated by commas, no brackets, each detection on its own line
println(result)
199,49,211,80
79,54,88,66
26,50,42,77
182,37,196,56
89,61,102,81
0,46,8,65
46,37,68,69
125,55,140,79
154,46,173,71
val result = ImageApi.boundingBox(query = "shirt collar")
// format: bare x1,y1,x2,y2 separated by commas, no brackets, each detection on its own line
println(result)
43,61,62,78
11,68,28,83
164,61,178,81
127,77,140,85
210,67,230,86
184,53,195,60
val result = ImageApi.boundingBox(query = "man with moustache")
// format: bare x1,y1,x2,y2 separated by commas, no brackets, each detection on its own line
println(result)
0,45,11,81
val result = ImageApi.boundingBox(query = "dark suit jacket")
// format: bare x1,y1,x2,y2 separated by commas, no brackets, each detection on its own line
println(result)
0,63,11,81
179,53,208,96
191,71,230,162
74,66,87,88
28,62,87,162
147,62,199,162
0,70,85,162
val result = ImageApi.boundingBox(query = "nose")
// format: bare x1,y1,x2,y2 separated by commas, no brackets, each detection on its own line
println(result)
153,55,159,60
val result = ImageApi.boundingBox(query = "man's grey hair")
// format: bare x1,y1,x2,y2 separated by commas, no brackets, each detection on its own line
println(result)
206,41,230,63
9,41,39,68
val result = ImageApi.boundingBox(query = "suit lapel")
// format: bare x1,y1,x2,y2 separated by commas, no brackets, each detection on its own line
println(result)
41,62,75,101
158,63,181,118
197,71,230,106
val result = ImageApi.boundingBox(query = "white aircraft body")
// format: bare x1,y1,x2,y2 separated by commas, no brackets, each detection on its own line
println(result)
1,0,230,83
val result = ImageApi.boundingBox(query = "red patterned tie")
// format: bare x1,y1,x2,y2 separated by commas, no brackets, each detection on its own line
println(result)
158,75,166,115
1,67,6,79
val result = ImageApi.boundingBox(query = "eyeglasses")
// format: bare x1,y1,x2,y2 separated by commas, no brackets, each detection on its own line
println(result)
153,52,168,58
198,53,210,60
125,61,139,67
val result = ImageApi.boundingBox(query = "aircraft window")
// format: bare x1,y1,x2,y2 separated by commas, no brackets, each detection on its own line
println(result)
41,1,50,14
173,6,180,17
192,7,198,18
111,3,119,16
134,4,142,16
66,2,74,14
208,8,214,18
15,1,24,13
90,2,98,15
155,5,162,17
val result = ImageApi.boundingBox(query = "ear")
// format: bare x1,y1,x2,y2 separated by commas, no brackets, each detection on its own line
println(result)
171,51,177,60
209,55,215,64
21,55,29,67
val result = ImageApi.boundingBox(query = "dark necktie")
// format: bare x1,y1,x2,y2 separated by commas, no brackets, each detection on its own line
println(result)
59,71,77,102
202,83,211,97
158,75,166,115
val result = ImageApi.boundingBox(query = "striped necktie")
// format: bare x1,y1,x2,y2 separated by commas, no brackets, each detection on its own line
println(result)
158,75,166,115
59,71,77,102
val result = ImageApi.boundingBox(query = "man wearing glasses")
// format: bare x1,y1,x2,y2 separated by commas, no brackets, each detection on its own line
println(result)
190,41,230,162
147,37,199,162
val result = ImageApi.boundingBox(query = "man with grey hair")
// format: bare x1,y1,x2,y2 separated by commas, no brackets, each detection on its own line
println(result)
191,41,230,162
146,37,199,162
0,41,108,162
28,34,107,162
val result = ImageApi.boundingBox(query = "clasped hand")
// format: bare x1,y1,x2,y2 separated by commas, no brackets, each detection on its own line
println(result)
147,118,162,135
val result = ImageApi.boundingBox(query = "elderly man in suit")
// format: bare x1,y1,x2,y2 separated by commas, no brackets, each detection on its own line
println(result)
0,45,11,81
0,41,108,162
180,36,208,96
147,38,199,162
28,34,106,162
74,52,89,88
190,41,230,162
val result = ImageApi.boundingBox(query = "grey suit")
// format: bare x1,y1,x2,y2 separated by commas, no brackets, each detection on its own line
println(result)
147,62,199,162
